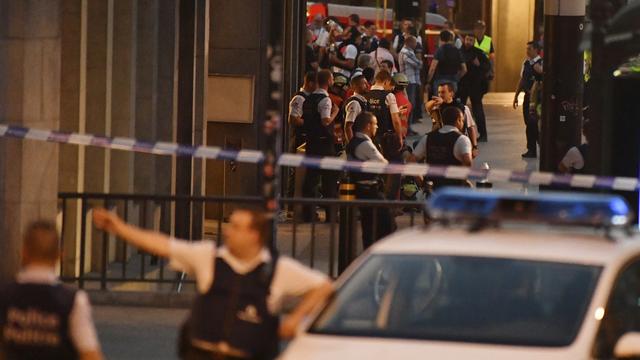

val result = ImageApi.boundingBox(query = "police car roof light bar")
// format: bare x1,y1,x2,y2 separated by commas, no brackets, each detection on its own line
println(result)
426,188,632,228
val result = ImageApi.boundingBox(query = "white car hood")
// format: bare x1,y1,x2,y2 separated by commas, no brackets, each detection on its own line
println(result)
280,334,586,360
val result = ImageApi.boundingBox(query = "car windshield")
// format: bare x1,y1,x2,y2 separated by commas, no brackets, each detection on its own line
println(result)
310,255,602,347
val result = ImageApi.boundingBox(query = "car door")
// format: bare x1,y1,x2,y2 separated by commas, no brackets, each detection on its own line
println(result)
592,259,640,359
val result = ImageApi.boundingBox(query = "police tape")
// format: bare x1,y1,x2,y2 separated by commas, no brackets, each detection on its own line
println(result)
0,123,264,163
0,123,638,192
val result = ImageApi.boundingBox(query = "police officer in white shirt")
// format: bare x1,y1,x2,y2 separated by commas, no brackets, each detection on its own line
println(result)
343,74,369,141
0,221,103,360
413,107,473,189
346,112,397,249
93,208,333,360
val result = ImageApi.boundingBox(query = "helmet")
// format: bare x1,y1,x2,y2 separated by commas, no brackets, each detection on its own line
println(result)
333,74,349,87
393,73,409,86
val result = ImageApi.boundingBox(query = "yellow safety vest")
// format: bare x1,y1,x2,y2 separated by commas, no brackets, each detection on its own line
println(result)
475,35,492,56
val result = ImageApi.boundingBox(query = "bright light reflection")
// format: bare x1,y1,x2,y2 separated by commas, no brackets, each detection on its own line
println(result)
595,307,605,321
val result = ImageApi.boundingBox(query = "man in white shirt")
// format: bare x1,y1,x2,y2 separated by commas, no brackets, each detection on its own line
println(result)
0,221,103,360
369,38,396,74
93,208,333,359
343,74,369,141
413,106,473,189
346,112,396,249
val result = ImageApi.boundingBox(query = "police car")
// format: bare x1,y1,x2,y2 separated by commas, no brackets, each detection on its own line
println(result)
282,188,640,359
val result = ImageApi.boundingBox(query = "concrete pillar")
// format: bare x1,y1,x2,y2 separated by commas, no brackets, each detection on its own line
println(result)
0,0,62,282
540,0,585,172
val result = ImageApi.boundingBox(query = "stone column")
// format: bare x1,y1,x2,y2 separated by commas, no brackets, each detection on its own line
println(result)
0,0,62,282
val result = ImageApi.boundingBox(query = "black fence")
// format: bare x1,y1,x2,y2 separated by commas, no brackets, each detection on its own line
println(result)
57,193,424,291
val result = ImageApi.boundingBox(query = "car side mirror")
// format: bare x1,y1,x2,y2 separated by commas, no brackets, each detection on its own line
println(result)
614,332,640,358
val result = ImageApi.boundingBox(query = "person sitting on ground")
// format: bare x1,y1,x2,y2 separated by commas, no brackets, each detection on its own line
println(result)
558,119,592,174
0,221,103,360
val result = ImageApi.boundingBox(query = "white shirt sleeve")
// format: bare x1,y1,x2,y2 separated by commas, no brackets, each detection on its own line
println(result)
344,100,361,124
169,239,216,293
385,92,400,114
318,97,332,119
315,30,329,47
464,106,477,129
289,95,305,119
268,256,329,313
453,135,473,162
69,290,100,353
344,44,358,60
413,135,427,162
561,147,584,170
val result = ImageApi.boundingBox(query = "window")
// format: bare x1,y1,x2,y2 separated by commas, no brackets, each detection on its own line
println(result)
311,255,602,347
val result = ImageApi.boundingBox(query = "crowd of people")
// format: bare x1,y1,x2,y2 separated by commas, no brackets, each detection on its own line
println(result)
293,13,513,247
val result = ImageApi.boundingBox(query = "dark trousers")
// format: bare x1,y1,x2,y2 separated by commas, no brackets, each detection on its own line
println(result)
458,84,487,139
302,139,338,221
522,93,539,153
406,83,422,123
286,131,305,203
356,183,397,249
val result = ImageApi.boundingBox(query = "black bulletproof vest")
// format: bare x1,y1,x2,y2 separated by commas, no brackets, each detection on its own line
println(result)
365,90,393,138
0,282,79,360
522,57,543,91
426,130,463,166
343,95,368,126
189,255,280,359
426,130,469,188
302,93,333,142
346,136,378,182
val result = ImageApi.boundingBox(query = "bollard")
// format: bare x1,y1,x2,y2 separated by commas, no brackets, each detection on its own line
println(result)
338,175,357,274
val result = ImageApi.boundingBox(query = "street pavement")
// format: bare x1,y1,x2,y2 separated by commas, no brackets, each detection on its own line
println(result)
94,92,539,359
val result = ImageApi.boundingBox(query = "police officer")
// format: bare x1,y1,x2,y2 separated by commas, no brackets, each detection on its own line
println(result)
343,74,369,142
346,112,397,249
301,69,340,222
286,71,317,202
365,70,403,200
92,208,333,360
473,20,495,79
513,41,543,159
426,83,479,158
413,107,474,189
0,221,103,360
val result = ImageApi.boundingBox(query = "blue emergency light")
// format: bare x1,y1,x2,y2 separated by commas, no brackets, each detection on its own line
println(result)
427,188,631,227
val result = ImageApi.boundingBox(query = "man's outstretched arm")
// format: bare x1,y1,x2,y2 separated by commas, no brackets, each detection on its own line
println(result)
93,208,171,258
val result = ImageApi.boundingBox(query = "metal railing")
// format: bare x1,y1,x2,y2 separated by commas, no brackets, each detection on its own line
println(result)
57,193,424,291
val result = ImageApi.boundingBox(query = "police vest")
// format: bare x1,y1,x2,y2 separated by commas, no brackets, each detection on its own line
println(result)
346,135,378,183
0,282,79,360
522,57,543,91
475,35,492,56
302,93,334,142
365,90,394,138
425,130,469,188
343,95,369,125
189,254,280,359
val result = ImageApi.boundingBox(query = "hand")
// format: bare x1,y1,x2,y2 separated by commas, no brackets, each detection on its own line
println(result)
472,147,479,159
92,208,121,233
512,97,519,109
473,58,480,67
278,316,299,340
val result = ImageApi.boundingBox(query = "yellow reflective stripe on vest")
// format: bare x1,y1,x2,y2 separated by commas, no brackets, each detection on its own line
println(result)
475,36,492,55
